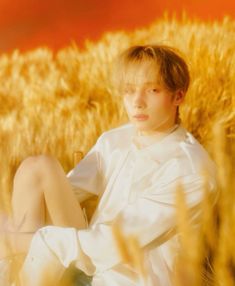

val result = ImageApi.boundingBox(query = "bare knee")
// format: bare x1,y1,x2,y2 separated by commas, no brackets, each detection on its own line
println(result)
12,155,64,204
14,156,40,182
18,156,39,170
16,154,57,174
36,155,62,177
36,154,59,168
13,155,58,187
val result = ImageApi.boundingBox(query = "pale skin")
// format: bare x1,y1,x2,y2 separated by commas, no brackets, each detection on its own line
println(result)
0,155,87,259
122,62,185,142
0,62,185,281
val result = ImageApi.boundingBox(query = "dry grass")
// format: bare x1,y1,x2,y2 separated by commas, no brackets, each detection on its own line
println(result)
0,13,234,285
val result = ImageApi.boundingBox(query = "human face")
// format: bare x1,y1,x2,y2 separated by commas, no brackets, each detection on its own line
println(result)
122,63,179,135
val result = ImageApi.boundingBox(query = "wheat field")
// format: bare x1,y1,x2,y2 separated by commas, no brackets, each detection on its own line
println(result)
0,14,234,285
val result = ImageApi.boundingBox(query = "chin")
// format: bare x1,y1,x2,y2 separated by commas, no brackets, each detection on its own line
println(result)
133,122,152,132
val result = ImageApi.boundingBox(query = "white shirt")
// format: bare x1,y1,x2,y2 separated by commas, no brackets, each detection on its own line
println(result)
19,123,218,286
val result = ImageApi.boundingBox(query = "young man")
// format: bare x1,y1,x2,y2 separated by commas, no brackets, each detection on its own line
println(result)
1,45,217,286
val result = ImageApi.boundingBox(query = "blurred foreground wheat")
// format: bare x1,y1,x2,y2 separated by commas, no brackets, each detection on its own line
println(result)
0,14,234,285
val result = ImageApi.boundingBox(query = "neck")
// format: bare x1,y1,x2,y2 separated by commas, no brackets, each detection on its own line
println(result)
133,123,179,149
138,121,179,136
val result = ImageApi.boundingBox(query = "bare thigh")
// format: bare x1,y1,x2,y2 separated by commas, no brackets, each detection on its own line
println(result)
11,154,87,232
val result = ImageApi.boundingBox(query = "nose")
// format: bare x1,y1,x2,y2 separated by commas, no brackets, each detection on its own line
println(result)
133,90,146,108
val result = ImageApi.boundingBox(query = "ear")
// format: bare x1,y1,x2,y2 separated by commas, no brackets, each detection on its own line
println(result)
173,90,185,106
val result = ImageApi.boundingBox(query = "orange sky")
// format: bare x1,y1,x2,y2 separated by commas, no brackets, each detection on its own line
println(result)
0,0,234,53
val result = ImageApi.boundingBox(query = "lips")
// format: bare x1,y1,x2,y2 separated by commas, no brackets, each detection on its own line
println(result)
133,114,149,120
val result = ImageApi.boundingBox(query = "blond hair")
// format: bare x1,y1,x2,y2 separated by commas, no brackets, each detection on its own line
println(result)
111,44,190,124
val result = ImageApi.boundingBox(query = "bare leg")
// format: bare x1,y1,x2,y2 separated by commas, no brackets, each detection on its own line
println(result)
1,155,86,257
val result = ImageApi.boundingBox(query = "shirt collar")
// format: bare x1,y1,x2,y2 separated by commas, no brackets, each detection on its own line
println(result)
130,123,188,163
